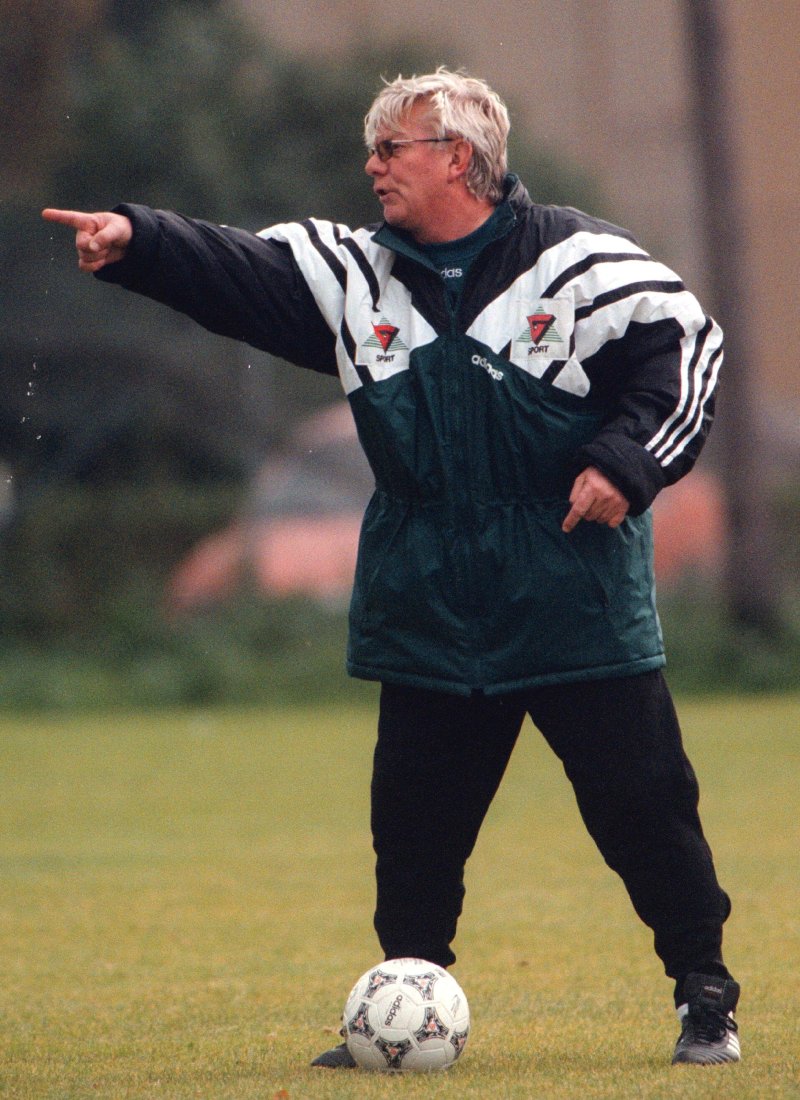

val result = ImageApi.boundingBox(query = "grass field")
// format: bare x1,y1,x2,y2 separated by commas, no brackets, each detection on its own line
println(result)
0,693,797,1098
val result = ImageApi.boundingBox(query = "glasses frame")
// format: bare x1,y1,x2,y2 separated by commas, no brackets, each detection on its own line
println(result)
368,137,455,163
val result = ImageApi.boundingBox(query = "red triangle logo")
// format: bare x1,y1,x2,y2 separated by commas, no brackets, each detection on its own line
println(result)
528,313,555,345
373,323,399,352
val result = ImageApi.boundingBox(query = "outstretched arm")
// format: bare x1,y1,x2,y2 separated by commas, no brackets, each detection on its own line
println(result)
42,203,339,375
42,208,133,272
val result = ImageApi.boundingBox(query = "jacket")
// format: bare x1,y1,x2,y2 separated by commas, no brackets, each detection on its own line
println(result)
99,176,722,694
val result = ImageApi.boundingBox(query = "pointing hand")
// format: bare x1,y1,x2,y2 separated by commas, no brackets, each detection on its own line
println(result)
42,208,133,272
562,466,630,533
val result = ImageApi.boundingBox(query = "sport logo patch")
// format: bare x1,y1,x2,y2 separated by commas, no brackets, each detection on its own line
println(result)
516,304,566,357
527,312,557,345
372,323,400,352
362,318,409,363
508,296,579,388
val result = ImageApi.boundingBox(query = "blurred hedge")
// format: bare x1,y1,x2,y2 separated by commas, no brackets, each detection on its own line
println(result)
0,591,373,712
0,483,797,713
0,588,796,713
0,479,358,710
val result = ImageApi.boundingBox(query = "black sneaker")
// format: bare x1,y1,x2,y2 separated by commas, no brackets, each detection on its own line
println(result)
672,973,741,1065
310,1041,357,1068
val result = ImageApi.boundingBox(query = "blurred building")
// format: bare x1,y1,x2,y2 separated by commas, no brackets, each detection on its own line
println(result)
167,401,726,609
167,403,372,609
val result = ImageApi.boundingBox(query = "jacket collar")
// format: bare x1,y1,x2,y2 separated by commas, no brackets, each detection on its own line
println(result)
372,173,529,263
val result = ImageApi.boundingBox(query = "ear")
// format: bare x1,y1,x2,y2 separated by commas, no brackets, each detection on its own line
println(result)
447,138,473,182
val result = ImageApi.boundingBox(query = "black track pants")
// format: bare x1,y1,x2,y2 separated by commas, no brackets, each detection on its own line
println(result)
371,670,731,984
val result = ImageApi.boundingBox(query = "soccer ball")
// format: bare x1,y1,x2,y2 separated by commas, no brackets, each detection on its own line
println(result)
342,957,470,1072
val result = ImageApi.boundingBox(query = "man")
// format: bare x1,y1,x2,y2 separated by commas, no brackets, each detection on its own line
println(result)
43,67,740,1068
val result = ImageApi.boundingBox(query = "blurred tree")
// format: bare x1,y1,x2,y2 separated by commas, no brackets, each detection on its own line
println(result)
9,1,600,473
1,2,604,644
682,0,781,631
53,2,398,227
0,0,104,199
51,5,600,227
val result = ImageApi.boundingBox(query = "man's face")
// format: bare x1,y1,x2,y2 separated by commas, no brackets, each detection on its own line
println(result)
365,101,455,243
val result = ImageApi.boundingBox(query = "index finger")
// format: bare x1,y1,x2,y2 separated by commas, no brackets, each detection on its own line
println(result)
41,208,99,233
561,502,585,533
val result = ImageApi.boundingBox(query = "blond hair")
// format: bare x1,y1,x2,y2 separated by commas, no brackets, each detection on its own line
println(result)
364,67,510,203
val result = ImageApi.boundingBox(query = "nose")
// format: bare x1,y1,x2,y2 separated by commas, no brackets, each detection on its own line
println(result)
365,150,386,177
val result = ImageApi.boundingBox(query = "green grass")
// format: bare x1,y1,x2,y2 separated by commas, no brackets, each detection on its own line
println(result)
0,695,798,1098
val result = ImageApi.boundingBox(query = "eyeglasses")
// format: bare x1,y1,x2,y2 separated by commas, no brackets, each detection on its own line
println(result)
368,137,455,162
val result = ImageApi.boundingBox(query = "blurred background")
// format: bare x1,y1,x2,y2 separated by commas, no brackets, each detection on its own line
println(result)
1,0,798,709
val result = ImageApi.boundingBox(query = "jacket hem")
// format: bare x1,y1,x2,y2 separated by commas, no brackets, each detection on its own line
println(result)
346,654,666,696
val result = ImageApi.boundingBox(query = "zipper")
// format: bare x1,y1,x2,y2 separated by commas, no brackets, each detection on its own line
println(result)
442,286,484,676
